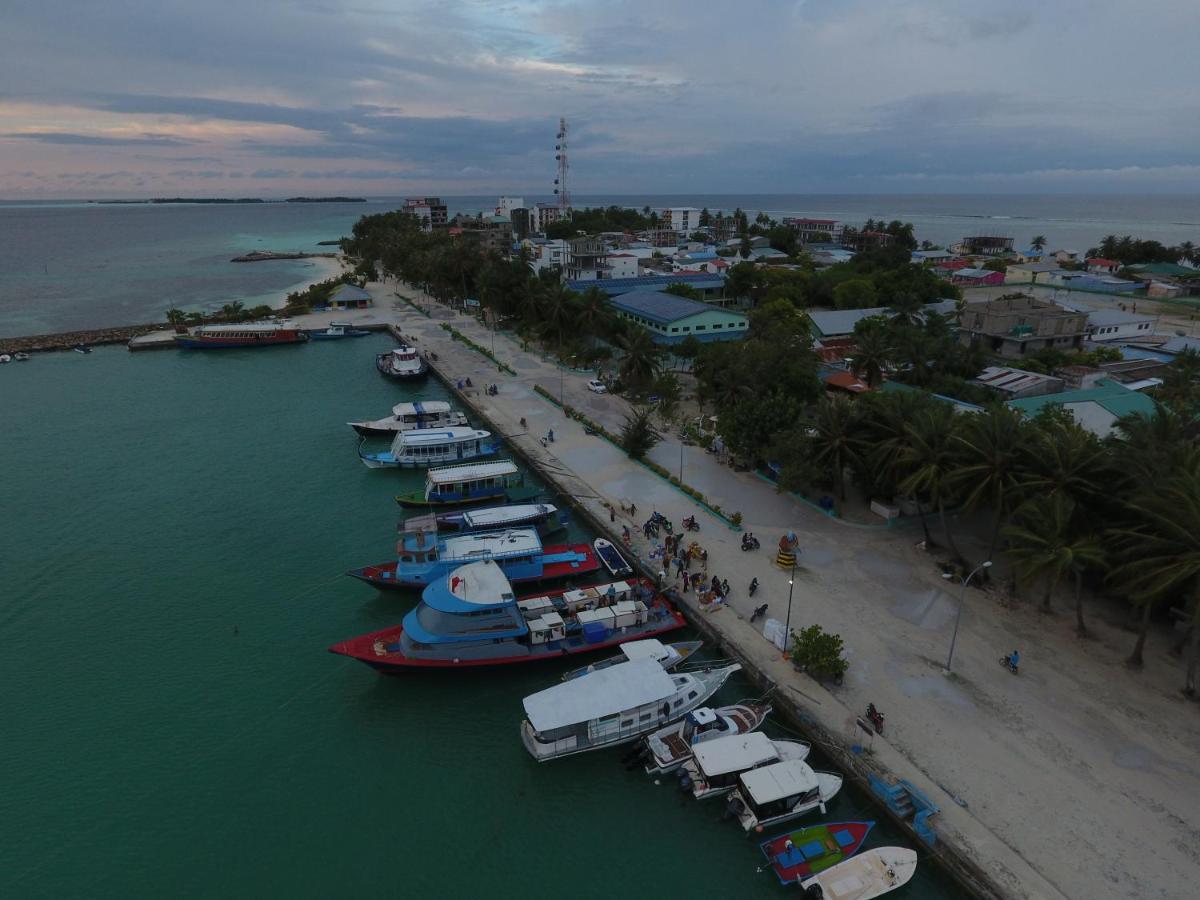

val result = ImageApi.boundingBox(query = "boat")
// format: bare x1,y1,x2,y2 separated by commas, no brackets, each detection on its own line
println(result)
641,700,772,774
307,321,371,340
394,460,540,508
72,344,92,353
347,521,599,589
561,638,703,681
330,561,688,672
725,758,844,832
376,345,428,380
0,354,10,364
797,847,917,899
357,427,499,469
678,732,811,801
174,322,307,348
13,352,30,361
432,503,567,536
593,538,633,578
348,400,468,437
760,821,874,885
521,658,741,762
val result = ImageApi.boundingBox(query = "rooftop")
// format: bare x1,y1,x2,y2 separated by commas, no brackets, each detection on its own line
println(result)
439,527,543,561
1007,378,1155,422
740,758,819,804
609,290,729,325
565,273,725,296
523,658,678,731
329,284,373,302
692,732,780,776
974,366,1061,394
394,427,490,448
1085,309,1156,327
427,460,518,484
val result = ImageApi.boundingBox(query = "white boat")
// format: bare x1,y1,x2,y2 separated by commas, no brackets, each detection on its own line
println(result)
726,758,843,832
376,345,428,380
357,427,499,469
641,700,771,774
520,658,741,762
560,638,703,681
348,400,468,437
799,847,918,899
678,732,810,800
0,354,10,364
13,352,30,361
593,538,633,578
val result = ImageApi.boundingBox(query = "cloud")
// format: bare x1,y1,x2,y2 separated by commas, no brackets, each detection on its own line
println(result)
4,131,194,146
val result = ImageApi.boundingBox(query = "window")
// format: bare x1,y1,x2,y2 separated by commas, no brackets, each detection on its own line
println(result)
671,327,679,333
639,713,652,722
695,325,706,331
712,324,723,329
621,719,634,728
688,691,698,700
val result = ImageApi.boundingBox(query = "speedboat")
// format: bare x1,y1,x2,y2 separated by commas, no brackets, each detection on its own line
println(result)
593,538,633,578
72,344,93,353
329,561,687,672
641,700,771,774
307,321,370,340
797,847,917,899
348,400,468,437
725,758,843,832
760,821,874,886
520,660,741,762
357,427,498,469
560,638,703,681
376,345,428,380
0,354,10,364
678,732,811,801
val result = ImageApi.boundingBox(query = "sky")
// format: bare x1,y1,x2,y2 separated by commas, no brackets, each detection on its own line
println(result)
2,0,1199,198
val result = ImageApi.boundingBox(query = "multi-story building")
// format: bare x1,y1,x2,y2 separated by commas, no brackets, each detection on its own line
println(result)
534,203,563,233
958,295,1089,358
496,196,525,217
658,207,701,237
842,230,895,252
566,236,610,281
957,235,1014,256
782,218,844,244
403,197,448,232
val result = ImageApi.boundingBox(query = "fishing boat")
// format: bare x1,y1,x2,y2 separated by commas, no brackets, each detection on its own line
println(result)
561,638,703,681
593,538,633,578
307,321,371,340
348,400,468,437
760,821,874,885
725,759,844,832
376,345,428,380
357,427,499,469
797,847,917,899
174,322,307,348
330,561,688,672
394,460,540,508
641,700,772,774
432,503,567,536
347,522,598,589
520,659,741,762
678,732,811,801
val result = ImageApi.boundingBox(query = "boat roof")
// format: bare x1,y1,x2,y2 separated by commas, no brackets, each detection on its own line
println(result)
740,759,819,804
394,427,490,447
440,528,542,561
524,659,678,732
427,461,518,484
618,639,668,662
421,560,515,613
693,732,779,777
461,504,555,527
392,346,417,355
392,400,452,416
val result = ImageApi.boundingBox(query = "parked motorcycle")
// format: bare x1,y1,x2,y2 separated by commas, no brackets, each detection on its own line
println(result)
999,652,1020,675
741,533,760,551
865,703,885,735
749,602,768,622
748,577,760,597
682,516,700,532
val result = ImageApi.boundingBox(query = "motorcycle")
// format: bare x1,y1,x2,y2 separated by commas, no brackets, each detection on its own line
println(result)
865,703,885,735
749,602,768,622
519,417,527,429
741,533,760,551
999,653,1020,675
748,577,759,597
682,516,700,532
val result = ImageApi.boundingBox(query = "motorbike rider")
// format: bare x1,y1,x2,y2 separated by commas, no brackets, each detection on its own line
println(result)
749,577,759,595
1007,649,1020,672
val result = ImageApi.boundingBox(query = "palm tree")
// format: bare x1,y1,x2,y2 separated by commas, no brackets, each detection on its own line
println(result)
951,406,1029,564
1003,495,1106,634
220,301,244,322
165,308,187,332
1160,348,1200,416
886,292,924,328
575,287,612,345
1108,407,1198,491
619,405,662,460
615,327,661,388
1031,235,1047,252
1180,241,1196,264
1021,420,1110,513
808,395,864,502
898,403,964,561
537,283,577,347
850,328,892,388
865,390,937,542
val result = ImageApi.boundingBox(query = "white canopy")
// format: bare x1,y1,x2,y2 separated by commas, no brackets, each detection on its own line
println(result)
692,732,779,777
392,400,451,416
617,639,668,663
740,758,819,805
523,659,676,732
461,504,554,528
428,461,517,484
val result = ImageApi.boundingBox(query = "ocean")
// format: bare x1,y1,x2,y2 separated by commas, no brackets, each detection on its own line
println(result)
3,194,1198,337
0,336,964,898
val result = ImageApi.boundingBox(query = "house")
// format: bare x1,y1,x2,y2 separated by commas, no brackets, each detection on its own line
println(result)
1006,379,1156,438
1005,261,1064,284
782,218,844,244
808,300,958,339
810,248,856,267
607,290,748,344
958,295,1089,358
1052,249,1081,264
525,238,568,274
1085,308,1157,342
911,249,956,265
607,253,639,279
972,365,1064,399
566,236,610,281
957,235,1014,257
945,267,1005,287
1012,247,1046,263
1086,257,1121,275
747,246,789,263
658,207,702,237
1046,271,1143,294
724,236,769,251
326,284,373,310
565,273,726,301
843,230,894,252
820,369,870,394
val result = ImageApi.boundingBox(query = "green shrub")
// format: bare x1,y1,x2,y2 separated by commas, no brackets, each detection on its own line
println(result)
730,511,743,527
791,624,848,680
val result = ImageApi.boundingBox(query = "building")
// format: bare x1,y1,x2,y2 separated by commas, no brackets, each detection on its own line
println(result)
1086,257,1121,275
525,238,568,274
325,284,373,310
606,253,639,279
972,365,1064,399
911,249,956,265
403,197,448,232
565,273,726,301
1085,308,1156,342
782,218,844,244
1006,379,1156,438
566,236,610,281
496,196,524,217
508,208,535,241
958,295,1089,358
945,267,1006,287
843,230,895,252
1046,271,1143,294
747,246,789,264
608,290,748,344
534,203,562,233
1052,249,1082,264
808,299,958,339
957,235,1014,257
659,207,702,237
1005,261,1064,284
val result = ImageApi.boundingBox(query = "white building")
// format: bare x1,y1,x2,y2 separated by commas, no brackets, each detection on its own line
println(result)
496,196,525,217
524,238,569,274
534,203,563,233
659,207,702,237
1086,308,1157,342
606,253,639,279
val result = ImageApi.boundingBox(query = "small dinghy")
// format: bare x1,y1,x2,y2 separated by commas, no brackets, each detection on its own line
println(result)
594,538,633,578
760,821,874,885
641,700,771,774
0,354,10,364
797,847,917,899
13,352,30,361
561,638,703,681
72,344,92,354
308,321,371,340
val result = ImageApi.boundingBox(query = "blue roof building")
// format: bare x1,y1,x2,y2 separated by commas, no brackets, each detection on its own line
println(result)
608,290,748,345
565,273,726,299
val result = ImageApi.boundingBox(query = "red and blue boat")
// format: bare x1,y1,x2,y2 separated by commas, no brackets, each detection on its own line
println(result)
759,821,874,884
174,322,308,348
330,560,687,671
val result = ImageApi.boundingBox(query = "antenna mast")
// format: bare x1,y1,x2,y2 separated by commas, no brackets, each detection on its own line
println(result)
554,117,571,214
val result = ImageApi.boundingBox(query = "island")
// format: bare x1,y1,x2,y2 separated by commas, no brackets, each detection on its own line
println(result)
230,250,339,263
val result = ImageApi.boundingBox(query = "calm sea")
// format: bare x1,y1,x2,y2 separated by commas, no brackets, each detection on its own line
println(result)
4,193,1197,336
0,336,964,898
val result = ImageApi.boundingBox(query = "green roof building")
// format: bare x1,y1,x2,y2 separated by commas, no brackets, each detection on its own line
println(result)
1006,378,1155,437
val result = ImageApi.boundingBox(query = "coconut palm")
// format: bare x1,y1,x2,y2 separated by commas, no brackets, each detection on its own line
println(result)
1031,235,1047,252
951,405,1029,563
615,327,661,388
1021,419,1111,514
1160,348,1200,417
1004,495,1106,633
808,395,864,502
886,291,924,328
897,402,964,561
575,287,613,345
849,327,892,388
220,301,245,322
536,283,577,347
165,308,187,332
1109,407,1198,491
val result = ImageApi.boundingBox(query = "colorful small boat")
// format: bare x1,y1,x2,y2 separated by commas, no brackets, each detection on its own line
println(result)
330,562,688,672
594,538,633,578
432,503,567,536
174,322,307,348
798,847,917,899
760,821,874,884
394,460,540,508
376,345,428,380
348,400,468,437
307,321,371,340
357,427,499,469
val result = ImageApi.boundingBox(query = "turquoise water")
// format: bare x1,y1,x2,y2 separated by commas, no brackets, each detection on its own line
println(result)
0,337,964,898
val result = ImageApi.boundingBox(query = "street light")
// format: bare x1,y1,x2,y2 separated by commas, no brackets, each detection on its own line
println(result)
942,560,991,673
559,354,576,409
783,562,796,659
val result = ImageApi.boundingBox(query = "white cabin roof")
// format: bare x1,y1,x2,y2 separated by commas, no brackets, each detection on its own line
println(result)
618,639,668,662
441,528,541,561
692,732,779,777
392,346,418,357
740,759,819,804
194,322,294,333
427,461,518,484
461,504,555,528
523,659,677,732
394,427,489,448
445,561,514,606
392,400,452,416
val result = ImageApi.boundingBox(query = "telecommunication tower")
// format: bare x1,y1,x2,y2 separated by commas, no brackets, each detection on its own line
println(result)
553,117,571,213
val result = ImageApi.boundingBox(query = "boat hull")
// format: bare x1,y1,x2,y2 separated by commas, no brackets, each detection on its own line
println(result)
347,541,600,589
760,821,874,884
394,484,541,508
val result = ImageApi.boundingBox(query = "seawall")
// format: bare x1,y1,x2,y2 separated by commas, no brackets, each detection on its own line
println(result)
0,324,166,355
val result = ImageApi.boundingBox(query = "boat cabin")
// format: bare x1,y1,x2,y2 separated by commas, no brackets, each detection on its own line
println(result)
391,400,466,429
690,732,781,792
679,707,736,743
737,760,823,821
424,461,523,501
389,427,494,465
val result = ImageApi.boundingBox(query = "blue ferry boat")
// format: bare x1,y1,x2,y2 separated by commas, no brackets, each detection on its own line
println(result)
394,460,540,507
357,427,499,469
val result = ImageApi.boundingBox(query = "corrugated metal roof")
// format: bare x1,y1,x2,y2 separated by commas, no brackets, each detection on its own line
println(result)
566,274,725,296
609,290,743,325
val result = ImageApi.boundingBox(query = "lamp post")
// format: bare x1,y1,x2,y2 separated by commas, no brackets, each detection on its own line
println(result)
559,354,575,409
942,560,991,672
783,562,796,659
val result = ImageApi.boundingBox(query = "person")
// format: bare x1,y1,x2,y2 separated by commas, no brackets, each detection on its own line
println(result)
622,525,631,545
547,428,555,442
609,505,616,523
630,503,637,518
711,575,721,594
1008,649,1020,672
465,377,473,388
520,417,527,429
540,437,547,448
721,578,730,597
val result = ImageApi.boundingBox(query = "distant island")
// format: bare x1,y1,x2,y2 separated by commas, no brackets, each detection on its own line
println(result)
91,197,366,205
284,197,366,203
